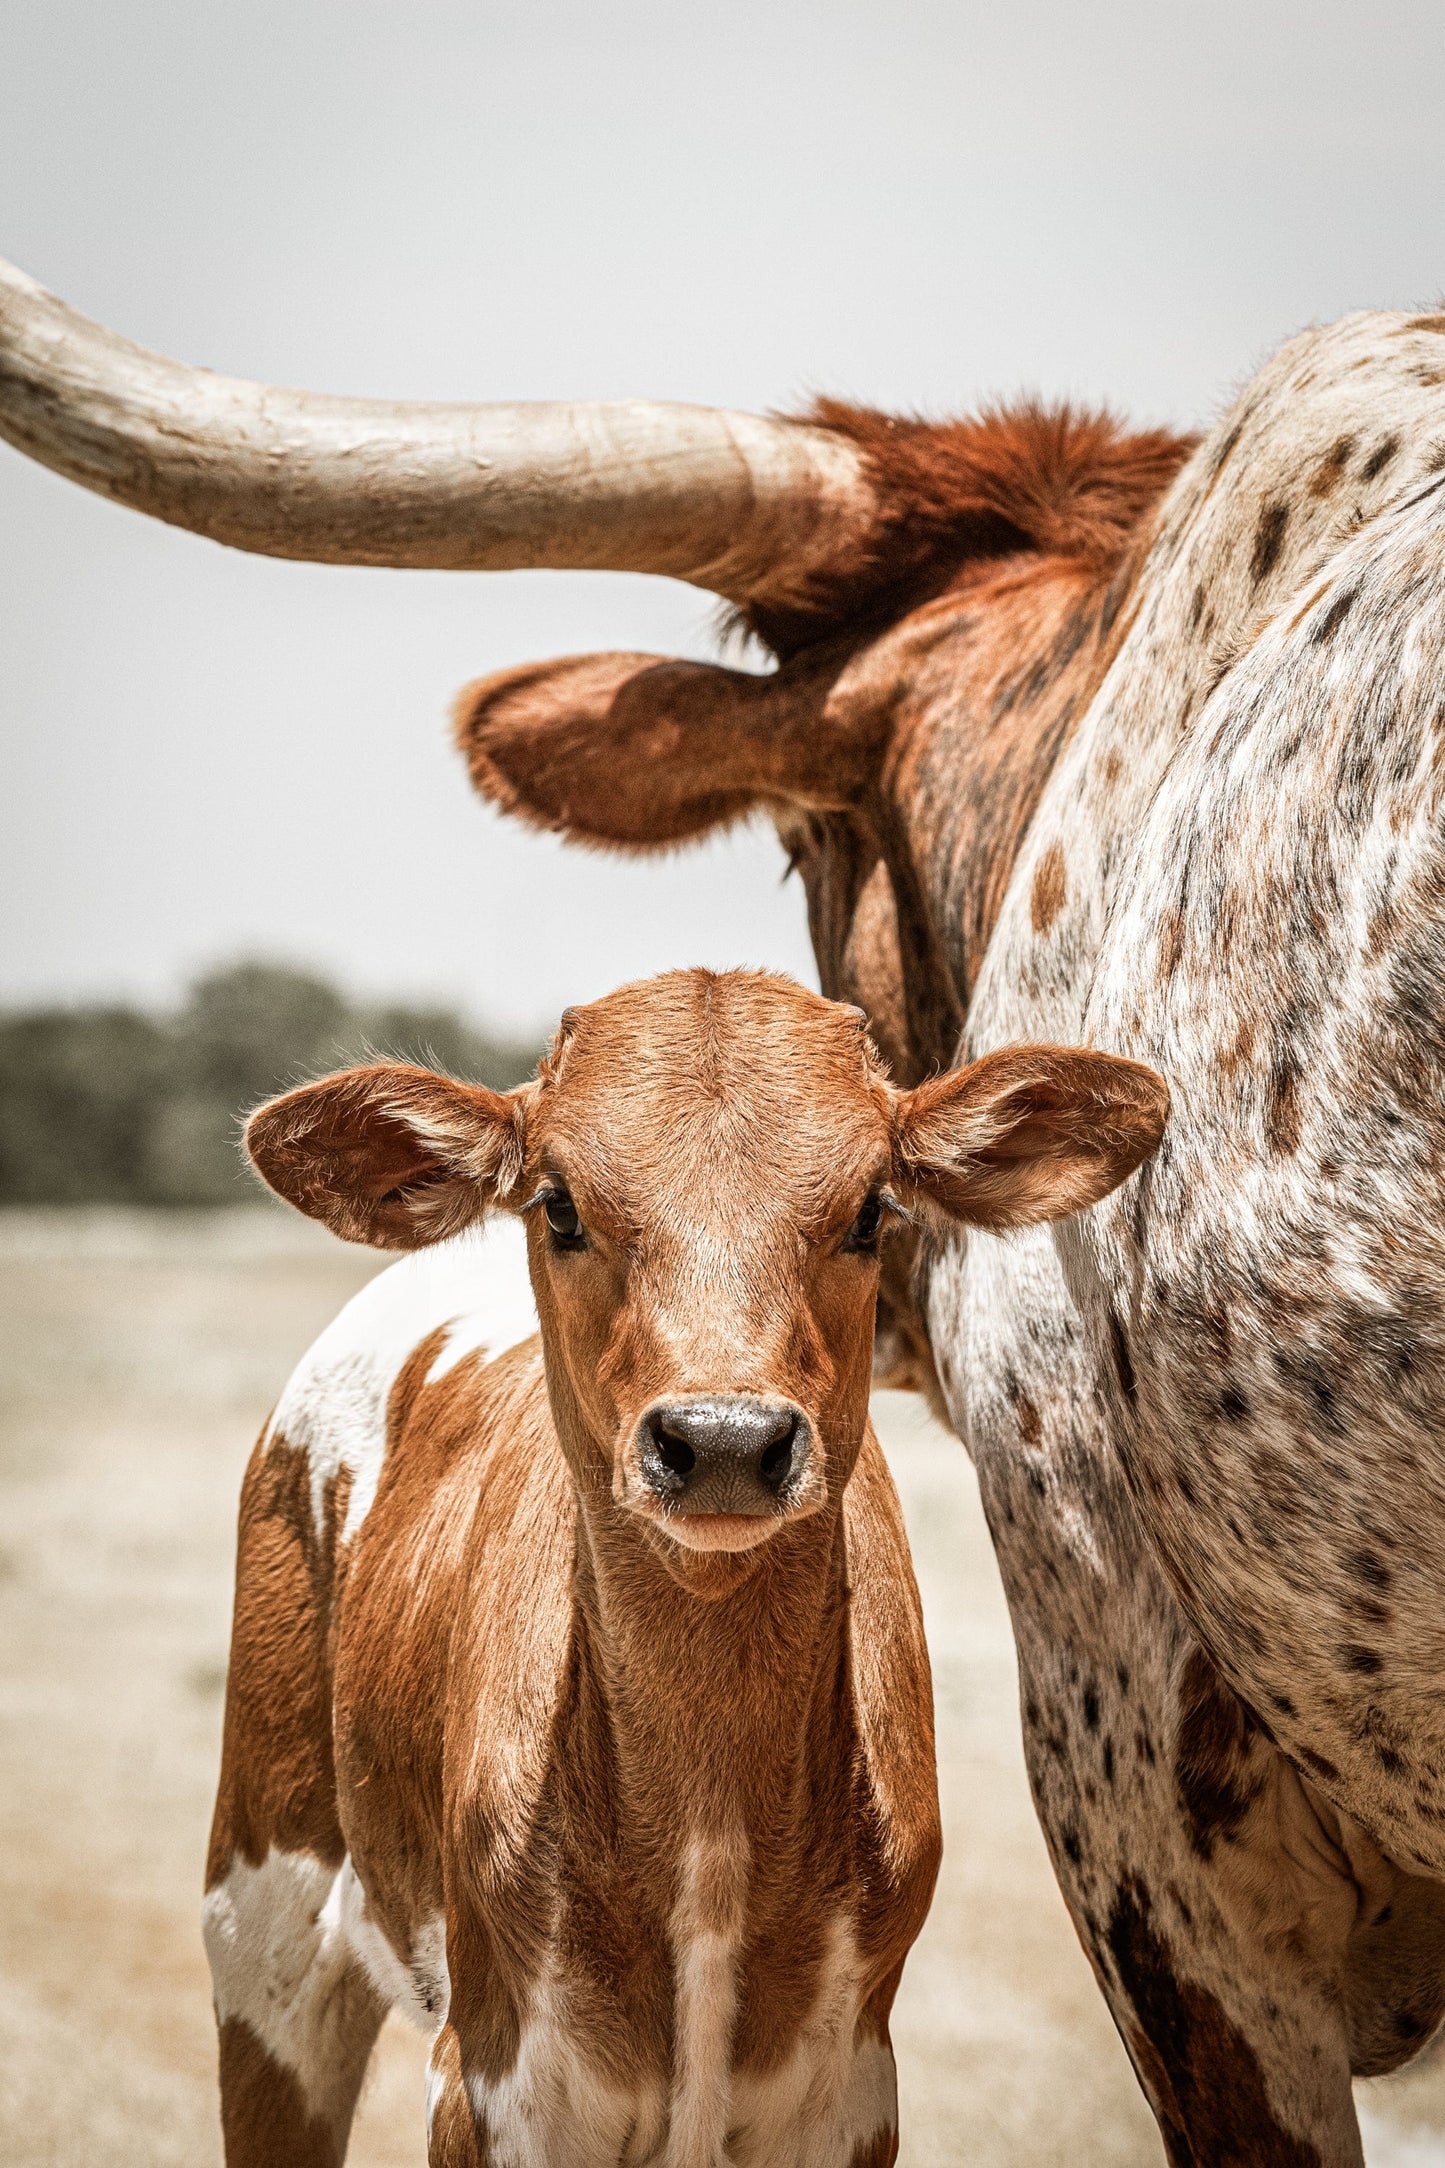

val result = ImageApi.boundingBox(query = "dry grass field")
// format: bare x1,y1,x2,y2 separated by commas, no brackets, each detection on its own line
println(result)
1,1208,1442,2165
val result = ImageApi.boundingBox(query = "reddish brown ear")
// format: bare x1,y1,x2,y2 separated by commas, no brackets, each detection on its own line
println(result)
245,1064,526,1249
892,1044,1169,1232
454,648,866,851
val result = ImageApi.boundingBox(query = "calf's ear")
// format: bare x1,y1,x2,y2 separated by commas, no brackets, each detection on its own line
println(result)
454,648,862,851
892,1044,1168,1232
245,1064,526,1250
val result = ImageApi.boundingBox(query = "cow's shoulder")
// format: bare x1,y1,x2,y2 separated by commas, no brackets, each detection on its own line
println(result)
261,1215,540,1552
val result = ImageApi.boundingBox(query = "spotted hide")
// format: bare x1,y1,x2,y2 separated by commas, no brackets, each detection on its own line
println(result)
466,317,1445,2163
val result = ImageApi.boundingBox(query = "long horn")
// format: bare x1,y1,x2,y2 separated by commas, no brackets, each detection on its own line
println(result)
0,257,874,606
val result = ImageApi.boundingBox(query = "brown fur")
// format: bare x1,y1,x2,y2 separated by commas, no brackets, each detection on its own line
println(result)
743,401,1195,658
452,408,1187,1454
213,971,1166,2164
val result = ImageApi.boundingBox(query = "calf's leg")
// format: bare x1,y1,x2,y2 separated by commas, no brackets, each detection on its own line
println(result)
206,1433,385,2164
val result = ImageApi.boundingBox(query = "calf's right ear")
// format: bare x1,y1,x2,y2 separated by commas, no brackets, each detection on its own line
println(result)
245,1064,526,1250
892,1043,1169,1232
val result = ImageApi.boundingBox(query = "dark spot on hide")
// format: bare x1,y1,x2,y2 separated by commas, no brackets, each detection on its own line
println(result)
1103,1738,1116,1786
1251,499,1290,584
1350,1551,1392,1592
1309,437,1356,496
1108,1310,1138,1406
1208,417,1245,481
1051,605,1091,672
1030,841,1068,935
1360,435,1400,482
1219,1018,1254,1074
1157,909,1185,983
1299,1746,1340,1783
1062,1825,1083,1868
1098,560,1132,640
1271,1692,1297,1718
1175,1649,1261,1859
1006,1373,1043,1444
1403,313,1445,335
1310,587,1358,645
1217,1384,1249,1422
1105,1880,1326,2165
1265,1050,1302,1155
1341,1644,1385,1676
1271,1346,1344,1438
1083,1682,1101,1732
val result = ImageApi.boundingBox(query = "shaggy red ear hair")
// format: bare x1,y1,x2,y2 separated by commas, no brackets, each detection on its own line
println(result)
245,1064,526,1249
892,1044,1169,1231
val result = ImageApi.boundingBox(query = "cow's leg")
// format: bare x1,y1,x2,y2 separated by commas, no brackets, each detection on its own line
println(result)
426,2024,485,2167
206,1850,388,2166
936,1228,1398,2166
205,1434,387,2165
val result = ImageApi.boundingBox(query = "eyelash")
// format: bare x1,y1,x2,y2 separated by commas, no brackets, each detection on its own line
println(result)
844,1189,902,1255
527,1184,587,1251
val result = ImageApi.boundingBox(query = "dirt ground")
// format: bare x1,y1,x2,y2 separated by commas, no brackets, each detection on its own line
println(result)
1,1210,1442,2165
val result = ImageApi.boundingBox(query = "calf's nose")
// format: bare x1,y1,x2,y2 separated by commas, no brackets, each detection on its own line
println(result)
639,1397,807,1514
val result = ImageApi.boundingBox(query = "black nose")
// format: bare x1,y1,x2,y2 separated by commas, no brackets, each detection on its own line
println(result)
638,1397,807,1514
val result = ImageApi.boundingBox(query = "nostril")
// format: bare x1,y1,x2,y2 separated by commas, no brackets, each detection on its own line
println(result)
654,1427,696,1479
757,1424,796,1492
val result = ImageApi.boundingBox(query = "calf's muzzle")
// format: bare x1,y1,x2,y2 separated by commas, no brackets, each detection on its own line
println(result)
638,1396,811,1518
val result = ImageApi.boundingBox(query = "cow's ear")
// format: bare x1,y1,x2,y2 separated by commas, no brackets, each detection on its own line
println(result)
245,1065,527,1250
892,1045,1168,1232
454,649,864,850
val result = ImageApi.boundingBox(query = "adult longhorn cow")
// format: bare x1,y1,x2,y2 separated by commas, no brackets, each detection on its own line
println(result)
7,255,1445,2164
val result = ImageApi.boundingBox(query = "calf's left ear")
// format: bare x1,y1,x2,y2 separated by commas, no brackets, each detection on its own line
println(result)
245,1064,526,1249
892,1044,1169,1232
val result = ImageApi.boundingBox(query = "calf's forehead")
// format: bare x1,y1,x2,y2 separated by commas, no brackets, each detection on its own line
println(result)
530,971,890,1210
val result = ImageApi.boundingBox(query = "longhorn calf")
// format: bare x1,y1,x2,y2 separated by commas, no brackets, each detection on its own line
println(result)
204,967,1165,2166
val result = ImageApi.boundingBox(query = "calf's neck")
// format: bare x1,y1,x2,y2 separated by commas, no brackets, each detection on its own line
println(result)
205,967,1166,2167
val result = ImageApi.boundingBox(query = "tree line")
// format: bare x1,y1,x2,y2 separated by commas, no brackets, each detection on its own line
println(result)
0,962,544,1206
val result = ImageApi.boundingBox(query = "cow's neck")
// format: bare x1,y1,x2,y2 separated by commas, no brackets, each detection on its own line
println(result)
568,1489,850,1867
859,541,1151,1075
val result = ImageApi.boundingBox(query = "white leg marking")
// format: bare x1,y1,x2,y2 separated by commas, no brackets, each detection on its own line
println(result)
203,1847,383,2130
466,1961,661,2167
328,1857,450,2033
728,1916,895,2168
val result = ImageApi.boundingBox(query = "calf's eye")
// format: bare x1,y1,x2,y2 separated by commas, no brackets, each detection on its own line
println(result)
844,1191,884,1253
544,1191,585,1248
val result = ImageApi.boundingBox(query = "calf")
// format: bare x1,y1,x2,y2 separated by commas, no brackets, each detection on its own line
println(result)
204,967,1166,2167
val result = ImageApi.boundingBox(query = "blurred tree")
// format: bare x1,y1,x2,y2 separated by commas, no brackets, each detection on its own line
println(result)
0,962,544,1207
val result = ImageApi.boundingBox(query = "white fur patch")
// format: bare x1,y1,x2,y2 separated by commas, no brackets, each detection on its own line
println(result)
466,1960,663,2167
205,1844,452,2134
457,1891,890,2167
450,1830,885,2167
729,1915,895,2168
264,1215,537,1538
202,1847,382,2128
667,1831,747,2168
327,1857,450,2033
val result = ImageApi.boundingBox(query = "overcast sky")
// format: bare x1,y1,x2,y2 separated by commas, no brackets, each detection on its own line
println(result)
4,1,1445,1032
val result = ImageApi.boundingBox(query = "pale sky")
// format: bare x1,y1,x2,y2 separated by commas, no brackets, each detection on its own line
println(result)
4,0,1444,1032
